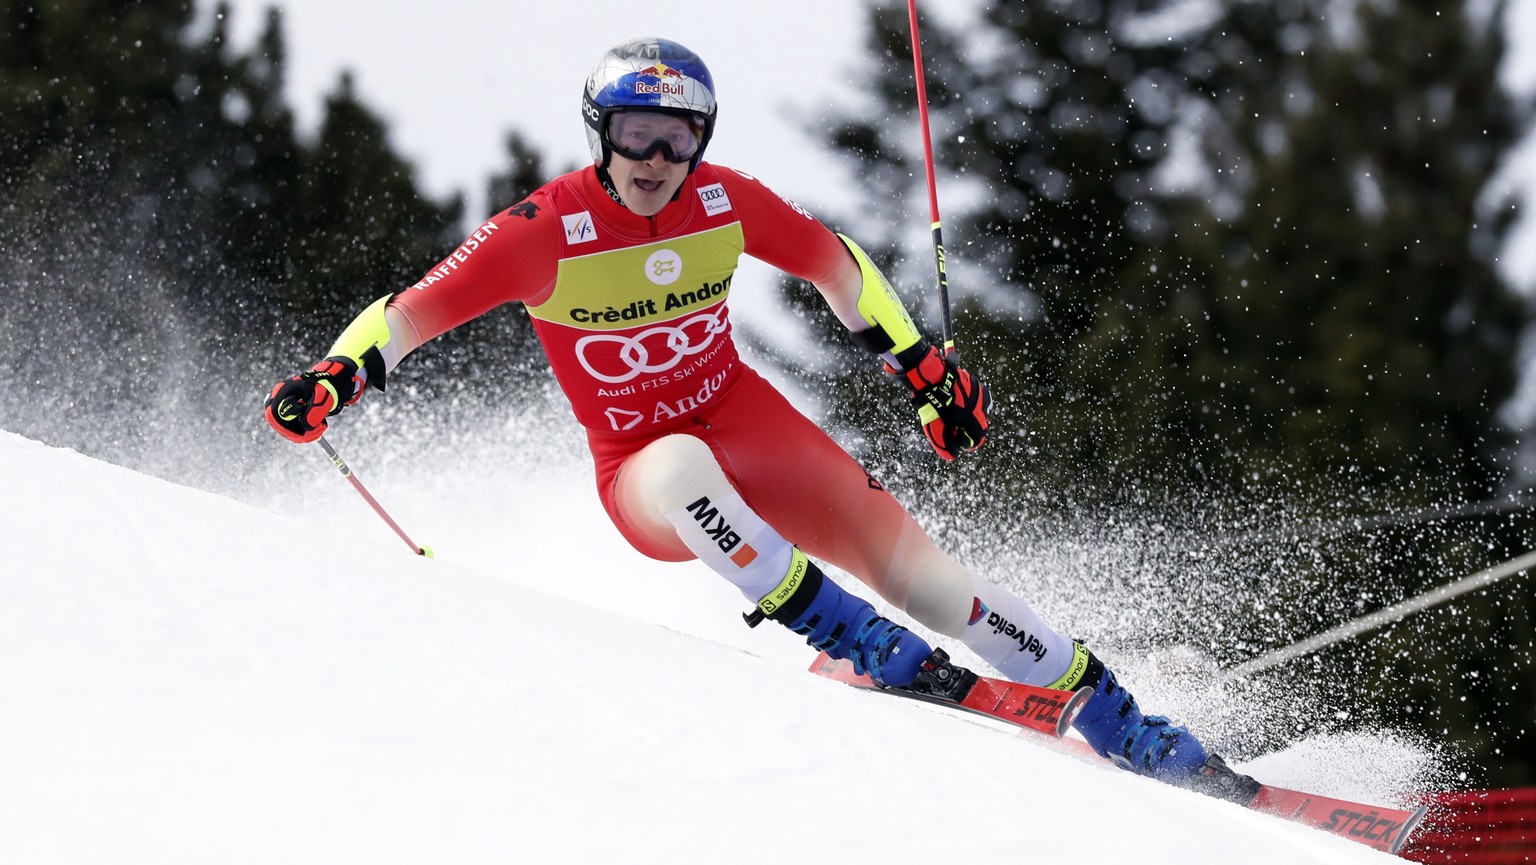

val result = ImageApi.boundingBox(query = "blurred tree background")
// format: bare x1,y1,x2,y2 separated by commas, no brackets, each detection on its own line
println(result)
794,0,1536,787
2,0,1535,786
0,0,548,482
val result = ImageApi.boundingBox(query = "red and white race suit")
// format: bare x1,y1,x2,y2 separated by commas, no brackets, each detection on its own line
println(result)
384,164,942,613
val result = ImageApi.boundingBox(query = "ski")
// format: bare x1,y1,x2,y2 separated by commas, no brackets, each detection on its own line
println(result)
807,649,1089,739
1048,735,1429,854
810,651,1429,856
1250,782,1430,855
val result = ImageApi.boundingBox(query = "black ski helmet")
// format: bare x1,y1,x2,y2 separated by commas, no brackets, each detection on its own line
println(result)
582,38,718,172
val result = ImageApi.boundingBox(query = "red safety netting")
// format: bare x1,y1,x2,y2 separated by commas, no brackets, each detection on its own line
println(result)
1401,788,1536,863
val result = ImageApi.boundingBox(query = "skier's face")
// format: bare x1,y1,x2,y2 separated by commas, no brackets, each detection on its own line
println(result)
607,148,689,217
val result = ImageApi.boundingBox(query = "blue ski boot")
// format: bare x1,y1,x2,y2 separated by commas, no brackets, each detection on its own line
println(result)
1051,642,1249,795
747,551,931,688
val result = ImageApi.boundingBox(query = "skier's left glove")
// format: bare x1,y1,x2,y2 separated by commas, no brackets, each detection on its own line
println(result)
263,357,366,444
892,341,991,460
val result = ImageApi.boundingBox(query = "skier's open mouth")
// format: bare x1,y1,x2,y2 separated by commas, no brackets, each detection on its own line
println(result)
633,178,664,192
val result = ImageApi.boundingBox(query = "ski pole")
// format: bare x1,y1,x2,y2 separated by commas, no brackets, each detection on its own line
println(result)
1221,548,1536,681
907,0,958,360
316,435,433,558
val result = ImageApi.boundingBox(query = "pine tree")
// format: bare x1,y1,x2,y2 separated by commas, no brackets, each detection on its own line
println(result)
486,130,571,213
0,2,492,477
821,0,1527,507
281,71,463,331
401,131,578,404
1158,0,1528,497
821,0,1534,788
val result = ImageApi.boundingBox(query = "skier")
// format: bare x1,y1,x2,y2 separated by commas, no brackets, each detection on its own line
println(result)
265,37,1254,798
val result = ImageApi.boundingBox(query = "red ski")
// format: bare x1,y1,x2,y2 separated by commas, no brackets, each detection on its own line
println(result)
1250,783,1429,855
807,651,1089,739
811,651,1428,855
1047,734,1429,854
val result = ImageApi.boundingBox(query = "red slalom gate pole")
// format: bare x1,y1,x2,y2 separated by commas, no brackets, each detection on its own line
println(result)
316,435,432,557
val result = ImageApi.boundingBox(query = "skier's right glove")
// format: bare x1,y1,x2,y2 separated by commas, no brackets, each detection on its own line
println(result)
263,357,366,444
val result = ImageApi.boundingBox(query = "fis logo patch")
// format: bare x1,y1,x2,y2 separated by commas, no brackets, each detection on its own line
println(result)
968,597,990,626
562,211,597,244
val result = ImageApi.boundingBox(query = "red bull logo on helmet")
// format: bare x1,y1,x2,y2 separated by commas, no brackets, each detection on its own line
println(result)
633,62,690,97
637,63,686,78
635,79,686,97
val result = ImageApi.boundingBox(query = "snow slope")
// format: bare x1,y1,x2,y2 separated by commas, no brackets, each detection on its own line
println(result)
1,430,1414,864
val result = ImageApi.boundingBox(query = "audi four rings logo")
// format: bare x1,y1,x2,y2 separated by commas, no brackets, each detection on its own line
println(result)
576,307,729,384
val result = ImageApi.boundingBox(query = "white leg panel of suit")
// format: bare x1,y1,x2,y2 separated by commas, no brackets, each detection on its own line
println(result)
615,434,796,603
616,433,1075,686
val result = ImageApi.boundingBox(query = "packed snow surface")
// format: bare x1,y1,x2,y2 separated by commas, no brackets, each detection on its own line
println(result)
1,430,1420,863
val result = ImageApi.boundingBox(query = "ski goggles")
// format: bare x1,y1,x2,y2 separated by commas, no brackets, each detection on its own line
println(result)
605,110,706,163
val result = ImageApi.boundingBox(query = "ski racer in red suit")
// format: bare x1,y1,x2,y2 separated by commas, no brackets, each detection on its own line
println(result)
265,37,1255,797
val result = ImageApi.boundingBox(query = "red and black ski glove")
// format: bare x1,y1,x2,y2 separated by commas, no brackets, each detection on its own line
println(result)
263,357,366,444
892,341,991,460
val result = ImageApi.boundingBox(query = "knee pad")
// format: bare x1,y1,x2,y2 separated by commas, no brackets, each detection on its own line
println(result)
624,433,734,514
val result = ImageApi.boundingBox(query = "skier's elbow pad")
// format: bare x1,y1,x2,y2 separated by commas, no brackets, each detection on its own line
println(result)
326,294,394,392
838,233,923,357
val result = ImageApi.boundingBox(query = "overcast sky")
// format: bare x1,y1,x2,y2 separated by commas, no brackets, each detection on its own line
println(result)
216,1,882,218
213,0,1536,291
